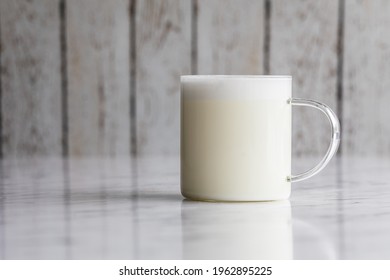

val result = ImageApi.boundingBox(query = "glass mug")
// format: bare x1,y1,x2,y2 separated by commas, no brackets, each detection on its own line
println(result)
180,75,340,201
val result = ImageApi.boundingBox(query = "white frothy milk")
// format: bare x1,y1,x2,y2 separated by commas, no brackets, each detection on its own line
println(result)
181,76,292,201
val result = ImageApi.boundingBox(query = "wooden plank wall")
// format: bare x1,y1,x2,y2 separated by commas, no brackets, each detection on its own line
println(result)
136,0,191,156
67,0,130,157
0,0,62,157
270,1,339,156
197,0,264,75
343,0,390,156
0,0,390,157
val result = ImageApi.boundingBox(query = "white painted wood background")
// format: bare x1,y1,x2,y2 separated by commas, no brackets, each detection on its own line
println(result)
0,0,388,157
67,0,130,157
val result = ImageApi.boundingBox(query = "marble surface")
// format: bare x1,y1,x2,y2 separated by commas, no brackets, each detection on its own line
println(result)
0,156,389,259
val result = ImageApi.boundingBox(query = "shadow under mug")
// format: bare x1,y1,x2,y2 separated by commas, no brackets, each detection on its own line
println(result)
180,75,340,201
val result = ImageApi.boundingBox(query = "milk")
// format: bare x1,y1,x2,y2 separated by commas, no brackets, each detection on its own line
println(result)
181,76,292,201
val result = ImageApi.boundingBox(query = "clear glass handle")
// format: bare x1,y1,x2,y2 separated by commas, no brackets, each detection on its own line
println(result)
287,98,341,182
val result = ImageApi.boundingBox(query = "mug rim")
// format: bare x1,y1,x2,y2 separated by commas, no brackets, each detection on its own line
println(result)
181,75,292,80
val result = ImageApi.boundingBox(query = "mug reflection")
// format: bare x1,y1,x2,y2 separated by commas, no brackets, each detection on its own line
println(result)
181,200,293,259
293,219,337,259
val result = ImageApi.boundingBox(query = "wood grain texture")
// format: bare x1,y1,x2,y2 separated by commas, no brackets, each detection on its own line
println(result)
0,0,62,157
197,0,264,74
270,1,338,157
343,0,390,156
67,0,130,157
136,0,191,156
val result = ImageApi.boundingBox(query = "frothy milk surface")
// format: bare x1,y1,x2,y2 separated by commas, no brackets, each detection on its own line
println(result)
181,76,292,201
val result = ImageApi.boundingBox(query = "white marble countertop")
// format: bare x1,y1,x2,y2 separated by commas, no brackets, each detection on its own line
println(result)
0,156,389,259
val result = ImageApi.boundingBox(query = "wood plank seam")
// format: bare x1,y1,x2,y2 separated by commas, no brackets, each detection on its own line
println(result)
263,0,271,74
336,0,345,156
130,0,137,156
191,0,198,74
59,0,68,157
0,6,2,158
